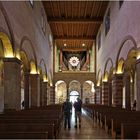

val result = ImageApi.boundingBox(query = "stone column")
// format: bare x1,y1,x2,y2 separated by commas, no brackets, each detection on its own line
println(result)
50,86,55,104
67,84,69,98
102,82,109,105
3,58,21,110
24,72,30,109
42,81,48,106
0,64,4,112
81,84,83,100
123,72,131,110
95,86,101,104
112,74,123,107
108,80,112,106
29,74,41,107
136,59,140,110
39,77,43,106
60,50,62,70
47,84,50,105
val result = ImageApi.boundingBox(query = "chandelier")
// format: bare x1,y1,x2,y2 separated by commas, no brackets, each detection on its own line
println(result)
69,56,80,67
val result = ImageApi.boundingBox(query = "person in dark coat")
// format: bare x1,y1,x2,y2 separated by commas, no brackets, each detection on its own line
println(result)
63,98,72,129
74,97,82,128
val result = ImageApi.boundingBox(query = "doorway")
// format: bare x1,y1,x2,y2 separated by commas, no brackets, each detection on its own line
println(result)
69,91,79,103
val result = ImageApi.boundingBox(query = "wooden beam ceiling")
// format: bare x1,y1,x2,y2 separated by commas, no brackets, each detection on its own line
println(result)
54,36,96,41
43,1,109,51
48,17,103,24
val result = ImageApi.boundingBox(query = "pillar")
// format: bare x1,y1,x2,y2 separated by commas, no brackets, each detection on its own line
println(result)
95,86,101,104
39,77,43,106
42,81,48,106
50,85,55,104
59,50,62,70
123,72,131,110
24,72,30,109
112,74,123,107
108,80,112,106
81,84,83,100
47,84,50,105
102,82,109,105
67,84,69,98
29,74,41,107
136,59,140,110
3,58,21,110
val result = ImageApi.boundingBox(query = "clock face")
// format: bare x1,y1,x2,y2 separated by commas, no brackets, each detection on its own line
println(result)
69,56,80,67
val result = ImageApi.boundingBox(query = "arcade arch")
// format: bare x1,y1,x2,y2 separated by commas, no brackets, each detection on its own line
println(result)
83,81,95,104
55,80,67,103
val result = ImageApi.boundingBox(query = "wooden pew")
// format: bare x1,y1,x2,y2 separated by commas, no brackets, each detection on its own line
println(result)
0,104,63,139
0,131,48,139
0,123,55,139
121,123,140,139
0,118,59,138
137,131,140,139
111,112,140,139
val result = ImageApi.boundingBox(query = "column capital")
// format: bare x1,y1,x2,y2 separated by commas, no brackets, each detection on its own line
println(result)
102,81,109,85
29,73,40,76
112,73,123,80
3,57,21,64
136,58,140,64
123,72,130,80
43,81,48,84
95,86,101,89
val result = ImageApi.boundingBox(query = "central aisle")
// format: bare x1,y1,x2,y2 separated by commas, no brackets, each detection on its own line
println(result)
59,108,111,139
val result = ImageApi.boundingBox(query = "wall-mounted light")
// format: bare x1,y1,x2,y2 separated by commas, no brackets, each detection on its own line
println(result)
137,54,140,60
43,74,48,82
5,52,14,58
82,43,85,47
102,78,108,82
97,81,100,87
116,69,123,74
30,64,37,74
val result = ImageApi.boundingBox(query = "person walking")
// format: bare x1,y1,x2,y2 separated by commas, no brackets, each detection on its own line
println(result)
63,98,72,130
74,97,82,128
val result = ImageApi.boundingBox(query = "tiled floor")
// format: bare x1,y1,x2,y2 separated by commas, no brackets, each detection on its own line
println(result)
59,108,111,139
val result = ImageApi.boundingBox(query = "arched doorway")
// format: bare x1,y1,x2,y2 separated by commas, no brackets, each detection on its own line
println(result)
69,91,79,103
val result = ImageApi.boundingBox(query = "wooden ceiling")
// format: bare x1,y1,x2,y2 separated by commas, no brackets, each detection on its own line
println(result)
43,1,109,51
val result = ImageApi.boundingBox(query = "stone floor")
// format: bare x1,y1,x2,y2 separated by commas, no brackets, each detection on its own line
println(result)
59,108,111,139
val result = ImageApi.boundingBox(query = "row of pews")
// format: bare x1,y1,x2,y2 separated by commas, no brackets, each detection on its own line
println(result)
83,104,140,139
0,104,63,139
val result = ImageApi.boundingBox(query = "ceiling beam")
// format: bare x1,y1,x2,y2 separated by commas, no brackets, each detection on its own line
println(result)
62,48,88,52
54,36,96,40
48,17,103,24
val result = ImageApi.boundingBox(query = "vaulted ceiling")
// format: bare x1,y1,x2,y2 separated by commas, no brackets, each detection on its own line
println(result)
43,1,109,52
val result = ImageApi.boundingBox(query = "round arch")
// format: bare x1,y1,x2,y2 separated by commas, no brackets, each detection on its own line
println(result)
39,58,48,81
30,60,37,74
55,80,67,103
0,3,15,49
69,80,81,94
20,36,37,71
0,32,14,57
20,50,30,72
83,80,95,104
116,58,125,74
115,35,137,70
96,69,102,86
104,58,113,74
